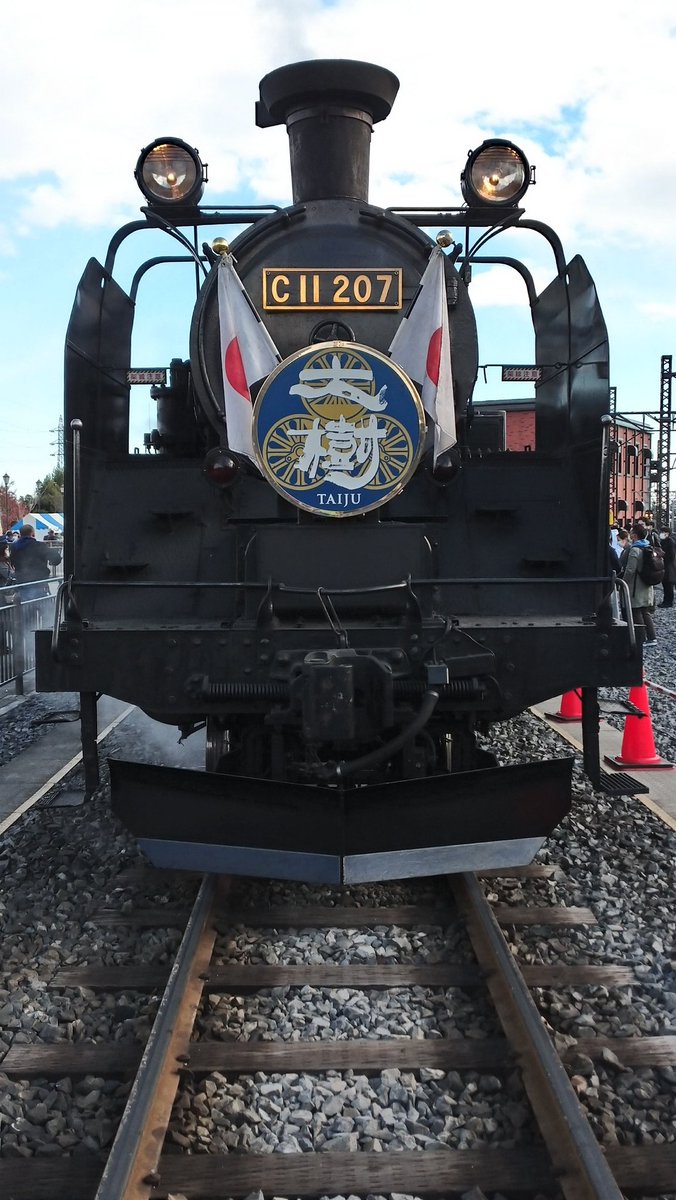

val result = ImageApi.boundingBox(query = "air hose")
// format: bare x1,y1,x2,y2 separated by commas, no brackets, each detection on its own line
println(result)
327,687,441,783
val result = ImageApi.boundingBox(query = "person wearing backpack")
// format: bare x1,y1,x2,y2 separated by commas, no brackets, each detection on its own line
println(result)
620,522,657,646
658,527,676,608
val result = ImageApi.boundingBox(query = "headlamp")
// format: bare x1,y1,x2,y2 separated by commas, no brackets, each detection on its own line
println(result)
135,138,206,206
461,140,531,207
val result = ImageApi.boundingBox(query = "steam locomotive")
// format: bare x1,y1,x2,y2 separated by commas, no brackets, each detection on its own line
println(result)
36,60,639,882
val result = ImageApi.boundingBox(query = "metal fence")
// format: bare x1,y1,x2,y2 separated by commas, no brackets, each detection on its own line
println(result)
0,570,62,696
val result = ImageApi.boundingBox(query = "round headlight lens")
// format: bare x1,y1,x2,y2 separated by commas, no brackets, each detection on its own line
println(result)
462,141,530,206
135,139,205,205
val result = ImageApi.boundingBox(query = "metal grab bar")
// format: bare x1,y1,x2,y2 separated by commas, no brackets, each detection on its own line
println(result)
51,580,69,662
615,575,637,654
58,574,615,593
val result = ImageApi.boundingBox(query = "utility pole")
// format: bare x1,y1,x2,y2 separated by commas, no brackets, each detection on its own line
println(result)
51,415,64,471
2,473,9,533
657,357,674,527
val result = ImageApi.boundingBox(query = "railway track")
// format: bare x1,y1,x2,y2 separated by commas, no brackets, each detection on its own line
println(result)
1,869,674,1199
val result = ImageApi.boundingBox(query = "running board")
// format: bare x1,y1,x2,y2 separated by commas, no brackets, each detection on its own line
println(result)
109,756,573,884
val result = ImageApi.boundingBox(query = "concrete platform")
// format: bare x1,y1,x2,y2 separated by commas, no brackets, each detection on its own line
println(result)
532,696,676,832
0,694,131,833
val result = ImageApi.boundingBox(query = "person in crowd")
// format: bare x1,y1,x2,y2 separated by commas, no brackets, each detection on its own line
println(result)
616,528,629,560
608,531,624,619
0,542,14,655
645,521,661,549
620,522,657,647
0,541,14,591
9,525,61,599
658,526,676,608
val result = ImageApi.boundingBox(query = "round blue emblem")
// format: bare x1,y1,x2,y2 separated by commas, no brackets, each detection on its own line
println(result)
253,342,425,517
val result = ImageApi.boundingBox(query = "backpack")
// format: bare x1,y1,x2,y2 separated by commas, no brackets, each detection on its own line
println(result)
638,544,665,585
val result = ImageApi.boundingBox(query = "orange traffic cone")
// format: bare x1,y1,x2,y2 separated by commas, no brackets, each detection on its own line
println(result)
548,689,583,722
605,682,674,770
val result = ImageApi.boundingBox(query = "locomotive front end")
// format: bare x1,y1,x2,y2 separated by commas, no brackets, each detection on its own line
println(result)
36,60,638,882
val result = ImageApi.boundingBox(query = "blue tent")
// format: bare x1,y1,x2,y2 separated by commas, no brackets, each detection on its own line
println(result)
9,512,63,540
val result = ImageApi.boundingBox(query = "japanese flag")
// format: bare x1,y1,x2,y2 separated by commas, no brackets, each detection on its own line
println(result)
217,254,280,459
388,245,456,461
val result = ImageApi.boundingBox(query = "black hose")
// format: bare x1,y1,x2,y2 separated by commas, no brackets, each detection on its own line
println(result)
329,687,441,783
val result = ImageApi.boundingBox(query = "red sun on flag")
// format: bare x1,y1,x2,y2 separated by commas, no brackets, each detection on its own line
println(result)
425,327,442,386
224,337,250,401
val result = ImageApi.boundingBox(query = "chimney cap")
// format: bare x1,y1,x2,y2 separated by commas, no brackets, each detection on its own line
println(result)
256,59,399,128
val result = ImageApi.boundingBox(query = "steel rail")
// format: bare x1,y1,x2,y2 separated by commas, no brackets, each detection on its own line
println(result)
451,872,624,1200
94,873,220,1200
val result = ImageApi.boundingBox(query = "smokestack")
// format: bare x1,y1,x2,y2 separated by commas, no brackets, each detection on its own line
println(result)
256,60,399,204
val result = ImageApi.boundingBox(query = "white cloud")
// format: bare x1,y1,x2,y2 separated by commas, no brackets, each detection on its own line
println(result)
2,0,676,250
466,263,544,310
1,0,676,493
638,300,676,320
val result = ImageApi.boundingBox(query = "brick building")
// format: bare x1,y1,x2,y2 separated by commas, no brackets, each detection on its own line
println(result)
469,400,655,526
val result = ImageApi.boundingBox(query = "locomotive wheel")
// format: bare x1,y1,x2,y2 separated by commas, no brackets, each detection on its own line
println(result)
206,719,230,773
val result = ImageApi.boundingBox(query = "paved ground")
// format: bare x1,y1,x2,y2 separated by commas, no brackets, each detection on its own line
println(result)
531,696,676,832
0,690,130,829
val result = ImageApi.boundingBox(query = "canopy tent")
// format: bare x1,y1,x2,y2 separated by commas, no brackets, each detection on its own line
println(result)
9,513,63,540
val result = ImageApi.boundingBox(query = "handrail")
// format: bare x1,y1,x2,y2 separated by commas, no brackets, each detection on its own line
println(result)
51,579,70,661
59,574,615,594
0,583,58,693
615,576,637,654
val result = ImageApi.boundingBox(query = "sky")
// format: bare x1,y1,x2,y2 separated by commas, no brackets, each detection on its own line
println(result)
1,0,676,502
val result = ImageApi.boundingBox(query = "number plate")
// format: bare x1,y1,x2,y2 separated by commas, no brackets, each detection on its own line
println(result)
501,365,543,382
262,268,402,311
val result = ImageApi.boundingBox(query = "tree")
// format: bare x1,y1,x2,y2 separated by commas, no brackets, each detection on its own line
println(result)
31,467,64,514
1,478,28,532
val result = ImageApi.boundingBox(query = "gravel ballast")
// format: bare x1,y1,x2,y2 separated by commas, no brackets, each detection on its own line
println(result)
0,621,673,1200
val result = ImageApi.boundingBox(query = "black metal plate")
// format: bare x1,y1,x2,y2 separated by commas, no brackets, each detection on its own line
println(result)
109,756,572,881
596,770,649,796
